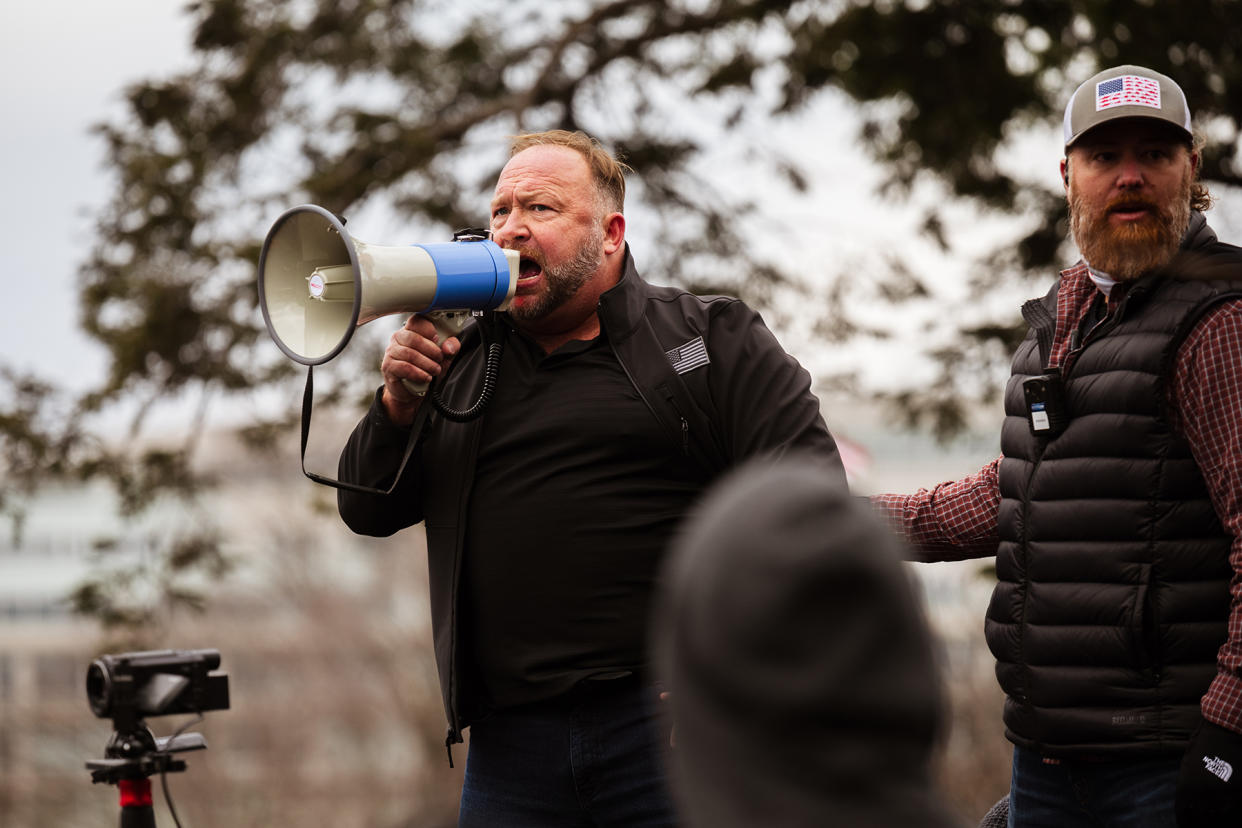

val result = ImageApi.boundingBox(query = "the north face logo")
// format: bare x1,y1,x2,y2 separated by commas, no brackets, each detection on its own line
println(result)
1203,754,1234,783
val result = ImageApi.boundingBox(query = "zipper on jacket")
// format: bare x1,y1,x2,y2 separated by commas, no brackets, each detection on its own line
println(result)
1014,303,1054,704
1063,290,1134,378
1013,446,1041,706
597,309,693,460
661,387,692,459
443,363,490,767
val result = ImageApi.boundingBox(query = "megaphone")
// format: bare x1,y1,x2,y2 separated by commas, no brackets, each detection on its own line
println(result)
257,204,518,394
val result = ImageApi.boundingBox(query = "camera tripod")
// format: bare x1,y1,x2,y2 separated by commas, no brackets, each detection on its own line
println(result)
86,723,207,828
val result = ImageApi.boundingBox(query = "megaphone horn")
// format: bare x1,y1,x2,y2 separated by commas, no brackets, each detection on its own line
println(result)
257,204,518,392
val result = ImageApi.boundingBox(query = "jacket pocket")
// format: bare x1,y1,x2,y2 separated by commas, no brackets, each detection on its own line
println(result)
1129,563,1157,679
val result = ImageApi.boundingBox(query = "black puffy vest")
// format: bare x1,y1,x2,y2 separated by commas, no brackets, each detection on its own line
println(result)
989,235,1242,757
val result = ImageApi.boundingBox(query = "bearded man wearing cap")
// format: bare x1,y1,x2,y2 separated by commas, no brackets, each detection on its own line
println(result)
875,65,1242,827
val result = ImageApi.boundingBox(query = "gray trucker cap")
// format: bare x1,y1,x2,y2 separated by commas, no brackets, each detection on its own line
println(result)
1063,64,1192,147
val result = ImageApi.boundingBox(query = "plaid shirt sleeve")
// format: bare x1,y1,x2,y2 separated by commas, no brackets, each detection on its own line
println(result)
1169,299,1242,734
871,457,1002,562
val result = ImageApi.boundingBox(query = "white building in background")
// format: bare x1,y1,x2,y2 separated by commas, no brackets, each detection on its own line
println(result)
0,485,112,823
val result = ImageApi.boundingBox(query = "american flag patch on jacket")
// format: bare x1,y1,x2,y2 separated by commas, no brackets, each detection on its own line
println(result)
665,336,709,375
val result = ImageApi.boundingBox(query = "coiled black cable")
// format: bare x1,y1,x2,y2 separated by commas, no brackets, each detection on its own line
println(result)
430,339,504,422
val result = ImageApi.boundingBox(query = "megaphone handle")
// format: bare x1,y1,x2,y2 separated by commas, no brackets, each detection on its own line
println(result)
400,310,472,397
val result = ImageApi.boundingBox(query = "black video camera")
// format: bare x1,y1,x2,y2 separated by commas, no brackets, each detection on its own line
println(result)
87,649,229,733
85,649,231,800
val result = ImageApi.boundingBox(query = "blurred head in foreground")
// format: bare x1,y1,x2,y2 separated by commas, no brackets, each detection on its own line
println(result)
654,456,961,827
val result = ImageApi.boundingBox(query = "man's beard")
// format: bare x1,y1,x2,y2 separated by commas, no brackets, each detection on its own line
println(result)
508,224,604,322
1069,173,1192,281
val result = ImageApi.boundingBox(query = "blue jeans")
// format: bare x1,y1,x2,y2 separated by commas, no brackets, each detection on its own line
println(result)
458,678,678,827
1009,745,1178,828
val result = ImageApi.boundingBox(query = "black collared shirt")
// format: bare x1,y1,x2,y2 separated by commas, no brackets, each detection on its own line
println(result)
460,322,706,713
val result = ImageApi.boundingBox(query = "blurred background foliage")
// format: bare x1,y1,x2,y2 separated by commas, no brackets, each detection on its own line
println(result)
1,0,1240,652
3,2,1240,824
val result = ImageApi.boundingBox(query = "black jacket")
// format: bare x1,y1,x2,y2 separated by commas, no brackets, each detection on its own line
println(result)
992,214,1242,756
337,248,843,749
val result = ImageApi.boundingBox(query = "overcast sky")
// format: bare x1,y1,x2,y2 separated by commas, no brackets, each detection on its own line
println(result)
0,1,193,384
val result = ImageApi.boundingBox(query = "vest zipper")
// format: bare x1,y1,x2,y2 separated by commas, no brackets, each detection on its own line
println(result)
1065,292,1130,375
1014,296,1054,704
1013,450,1040,706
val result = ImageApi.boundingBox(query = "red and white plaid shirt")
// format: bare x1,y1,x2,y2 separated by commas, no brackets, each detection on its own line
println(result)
874,262,1242,733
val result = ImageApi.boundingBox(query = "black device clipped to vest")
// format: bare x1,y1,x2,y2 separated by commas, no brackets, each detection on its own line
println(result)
1023,371,1068,437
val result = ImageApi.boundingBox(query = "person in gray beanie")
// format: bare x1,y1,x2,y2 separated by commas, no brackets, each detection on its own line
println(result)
653,455,962,827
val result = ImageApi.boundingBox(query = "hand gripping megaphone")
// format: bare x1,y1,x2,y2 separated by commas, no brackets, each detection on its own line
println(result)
258,204,517,394
257,204,519,493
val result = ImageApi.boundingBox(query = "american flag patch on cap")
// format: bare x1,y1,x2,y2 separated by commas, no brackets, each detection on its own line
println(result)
665,336,709,375
1096,75,1161,111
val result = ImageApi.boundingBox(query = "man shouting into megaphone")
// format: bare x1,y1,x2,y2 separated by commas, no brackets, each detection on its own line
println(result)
336,129,846,826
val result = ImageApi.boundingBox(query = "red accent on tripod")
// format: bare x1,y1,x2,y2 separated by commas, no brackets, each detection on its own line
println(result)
119,777,154,808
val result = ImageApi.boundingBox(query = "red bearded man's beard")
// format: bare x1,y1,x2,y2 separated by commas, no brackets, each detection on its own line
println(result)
1068,170,1192,281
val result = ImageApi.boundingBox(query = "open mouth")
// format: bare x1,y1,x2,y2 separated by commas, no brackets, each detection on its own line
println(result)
1108,201,1155,220
518,256,543,281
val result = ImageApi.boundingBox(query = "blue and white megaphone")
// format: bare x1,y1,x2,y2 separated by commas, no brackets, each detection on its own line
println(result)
257,204,517,394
